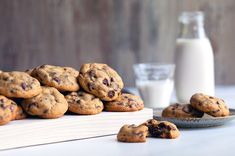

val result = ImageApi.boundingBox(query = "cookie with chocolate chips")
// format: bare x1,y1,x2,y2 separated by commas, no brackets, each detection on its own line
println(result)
104,93,144,112
190,93,229,117
117,124,148,143
0,71,42,98
162,103,204,118
0,95,15,125
146,120,180,139
10,102,27,120
78,63,124,101
65,91,103,115
31,65,80,92
22,86,68,119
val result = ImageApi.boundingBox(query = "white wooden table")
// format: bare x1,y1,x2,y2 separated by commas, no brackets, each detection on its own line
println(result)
1,86,235,156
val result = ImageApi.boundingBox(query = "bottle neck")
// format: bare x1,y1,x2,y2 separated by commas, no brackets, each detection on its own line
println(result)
179,22,207,39
178,11,207,39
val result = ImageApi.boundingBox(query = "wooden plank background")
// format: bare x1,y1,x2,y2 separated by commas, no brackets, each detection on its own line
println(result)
0,0,234,86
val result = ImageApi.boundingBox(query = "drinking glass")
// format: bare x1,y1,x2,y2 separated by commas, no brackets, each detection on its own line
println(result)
133,63,175,108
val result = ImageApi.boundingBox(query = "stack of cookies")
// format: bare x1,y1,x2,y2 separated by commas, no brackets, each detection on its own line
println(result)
162,93,230,119
0,63,144,126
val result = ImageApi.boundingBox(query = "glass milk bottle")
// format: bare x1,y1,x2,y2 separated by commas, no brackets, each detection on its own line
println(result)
175,11,215,103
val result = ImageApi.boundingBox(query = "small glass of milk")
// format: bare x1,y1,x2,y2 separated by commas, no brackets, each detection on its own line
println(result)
133,63,175,108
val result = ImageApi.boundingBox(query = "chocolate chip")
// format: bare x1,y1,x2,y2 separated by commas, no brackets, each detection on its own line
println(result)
209,96,214,99
43,109,49,114
0,103,6,109
10,89,16,93
103,78,109,86
175,104,180,108
117,102,123,105
108,91,115,98
182,105,192,113
3,77,9,81
167,125,176,131
53,77,60,84
89,70,96,78
91,96,96,100
21,82,27,90
88,83,95,91
76,99,81,104
110,77,114,82
148,126,161,137
40,64,46,68
129,104,135,108
216,101,220,105
158,123,166,128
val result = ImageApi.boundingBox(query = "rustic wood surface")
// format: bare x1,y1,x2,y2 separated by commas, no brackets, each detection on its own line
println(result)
0,0,234,86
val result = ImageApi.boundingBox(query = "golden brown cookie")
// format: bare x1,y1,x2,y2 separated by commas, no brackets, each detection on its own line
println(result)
31,65,80,92
104,93,144,112
190,93,229,117
0,95,15,125
117,124,148,143
78,63,124,101
147,120,180,139
0,71,42,98
11,102,27,120
65,91,103,115
22,86,68,119
162,103,204,118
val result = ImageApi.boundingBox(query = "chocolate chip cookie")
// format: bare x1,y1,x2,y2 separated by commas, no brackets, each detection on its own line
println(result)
22,86,68,119
147,120,180,139
117,124,148,143
162,103,204,118
190,93,229,117
0,71,42,98
31,65,80,92
104,93,144,112
0,95,15,125
78,63,124,101
65,91,103,115
11,102,27,120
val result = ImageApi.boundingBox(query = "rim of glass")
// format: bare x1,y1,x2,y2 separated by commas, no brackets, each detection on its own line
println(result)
133,63,175,69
